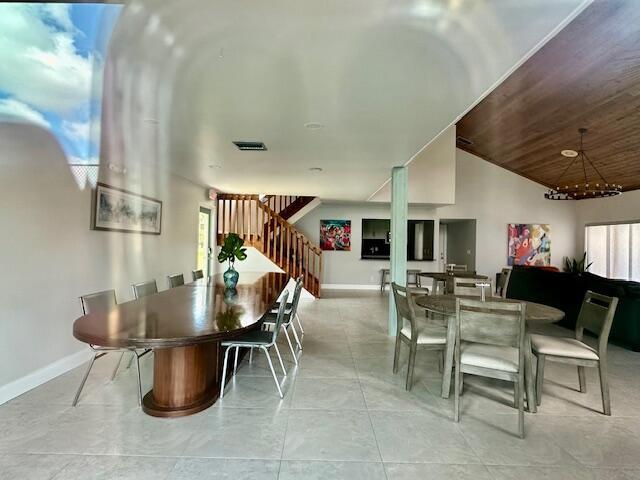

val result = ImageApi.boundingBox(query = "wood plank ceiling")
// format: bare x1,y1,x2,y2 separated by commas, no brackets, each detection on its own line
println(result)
456,0,640,193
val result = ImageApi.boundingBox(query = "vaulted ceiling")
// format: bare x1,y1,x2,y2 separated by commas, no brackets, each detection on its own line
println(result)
456,0,640,193
105,0,589,201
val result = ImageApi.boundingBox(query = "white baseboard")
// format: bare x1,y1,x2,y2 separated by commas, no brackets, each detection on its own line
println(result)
321,284,381,290
0,348,92,405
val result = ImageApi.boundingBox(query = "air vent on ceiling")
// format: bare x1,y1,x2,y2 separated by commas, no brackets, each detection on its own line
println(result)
233,141,267,151
456,135,474,146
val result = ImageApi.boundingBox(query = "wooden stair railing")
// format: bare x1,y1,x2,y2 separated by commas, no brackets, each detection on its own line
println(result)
217,194,322,297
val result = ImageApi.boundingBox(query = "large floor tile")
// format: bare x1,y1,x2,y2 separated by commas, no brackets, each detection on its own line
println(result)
295,355,358,379
369,410,480,464
0,454,72,480
217,375,293,410
457,413,578,466
168,458,279,479
282,410,380,461
278,460,386,480
384,463,494,480
291,378,366,410
359,377,445,413
537,416,640,467
183,408,288,459
50,455,177,480
488,465,640,480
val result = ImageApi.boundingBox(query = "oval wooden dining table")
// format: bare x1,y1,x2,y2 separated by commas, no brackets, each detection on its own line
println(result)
73,271,289,417
413,293,565,413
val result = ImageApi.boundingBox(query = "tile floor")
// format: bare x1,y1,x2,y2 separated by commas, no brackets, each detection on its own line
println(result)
1,290,640,479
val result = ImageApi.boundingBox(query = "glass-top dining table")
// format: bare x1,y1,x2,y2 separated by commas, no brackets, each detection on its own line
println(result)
413,293,565,413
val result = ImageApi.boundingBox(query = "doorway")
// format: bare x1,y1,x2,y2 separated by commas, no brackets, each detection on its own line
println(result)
197,207,212,277
439,219,477,271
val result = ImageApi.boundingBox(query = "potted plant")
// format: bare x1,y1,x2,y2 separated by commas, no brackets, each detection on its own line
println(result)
217,233,247,289
563,252,592,274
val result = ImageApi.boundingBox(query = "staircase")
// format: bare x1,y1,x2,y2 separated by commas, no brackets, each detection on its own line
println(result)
217,194,322,297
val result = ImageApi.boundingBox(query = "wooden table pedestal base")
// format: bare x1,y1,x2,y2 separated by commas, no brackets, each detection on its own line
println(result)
142,343,220,418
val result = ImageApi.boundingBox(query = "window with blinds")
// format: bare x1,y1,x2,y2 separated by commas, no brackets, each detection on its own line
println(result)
585,222,640,281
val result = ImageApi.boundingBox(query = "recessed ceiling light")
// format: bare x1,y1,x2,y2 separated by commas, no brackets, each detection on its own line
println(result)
143,118,158,124
304,122,324,130
309,167,323,172
561,149,579,158
208,164,222,169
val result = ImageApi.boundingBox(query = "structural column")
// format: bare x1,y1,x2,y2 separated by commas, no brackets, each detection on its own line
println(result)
389,166,408,336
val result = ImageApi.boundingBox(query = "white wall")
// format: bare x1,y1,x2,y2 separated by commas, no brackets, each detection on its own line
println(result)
369,126,456,205
438,149,578,277
295,148,579,287
0,123,214,402
574,190,640,253
294,203,439,287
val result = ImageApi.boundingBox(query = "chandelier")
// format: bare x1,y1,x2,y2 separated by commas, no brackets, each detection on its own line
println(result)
545,128,622,200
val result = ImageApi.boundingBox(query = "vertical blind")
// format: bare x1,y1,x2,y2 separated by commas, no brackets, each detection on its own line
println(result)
585,222,640,281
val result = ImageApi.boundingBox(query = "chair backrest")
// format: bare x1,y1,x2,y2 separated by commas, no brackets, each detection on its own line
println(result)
392,282,417,338
575,291,618,350
80,289,117,315
192,269,204,281
132,279,158,299
270,291,289,344
447,264,467,272
456,298,526,349
453,277,493,297
287,276,304,320
499,268,512,298
167,273,185,288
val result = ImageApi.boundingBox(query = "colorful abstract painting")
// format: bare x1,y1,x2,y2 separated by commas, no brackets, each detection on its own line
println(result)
320,220,351,251
508,224,551,266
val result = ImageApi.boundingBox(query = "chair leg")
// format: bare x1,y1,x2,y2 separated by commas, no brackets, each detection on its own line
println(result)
273,343,287,376
524,335,537,413
514,381,520,408
262,346,283,399
233,346,240,374
111,352,125,381
598,359,611,416
72,354,97,406
406,344,417,391
459,371,464,396
441,320,455,399
126,351,135,369
518,373,525,439
295,312,304,335
578,366,587,393
134,352,143,406
535,355,545,406
220,346,232,399
249,347,254,364
282,325,298,365
454,359,460,423
290,322,303,351
393,335,402,374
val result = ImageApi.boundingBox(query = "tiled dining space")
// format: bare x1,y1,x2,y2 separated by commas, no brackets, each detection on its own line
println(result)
2,290,640,480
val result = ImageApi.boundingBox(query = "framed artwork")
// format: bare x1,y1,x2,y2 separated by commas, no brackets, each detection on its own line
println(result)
92,183,162,234
507,223,550,266
320,220,351,251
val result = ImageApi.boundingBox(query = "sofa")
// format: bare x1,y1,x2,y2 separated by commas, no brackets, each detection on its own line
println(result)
505,266,640,351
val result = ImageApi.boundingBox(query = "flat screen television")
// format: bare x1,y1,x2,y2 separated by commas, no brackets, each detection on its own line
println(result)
361,219,434,261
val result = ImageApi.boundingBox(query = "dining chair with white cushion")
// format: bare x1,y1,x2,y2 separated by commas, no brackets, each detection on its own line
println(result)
392,283,448,391
453,277,493,298
531,291,618,415
454,298,527,438
220,291,289,399
73,290,146,406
